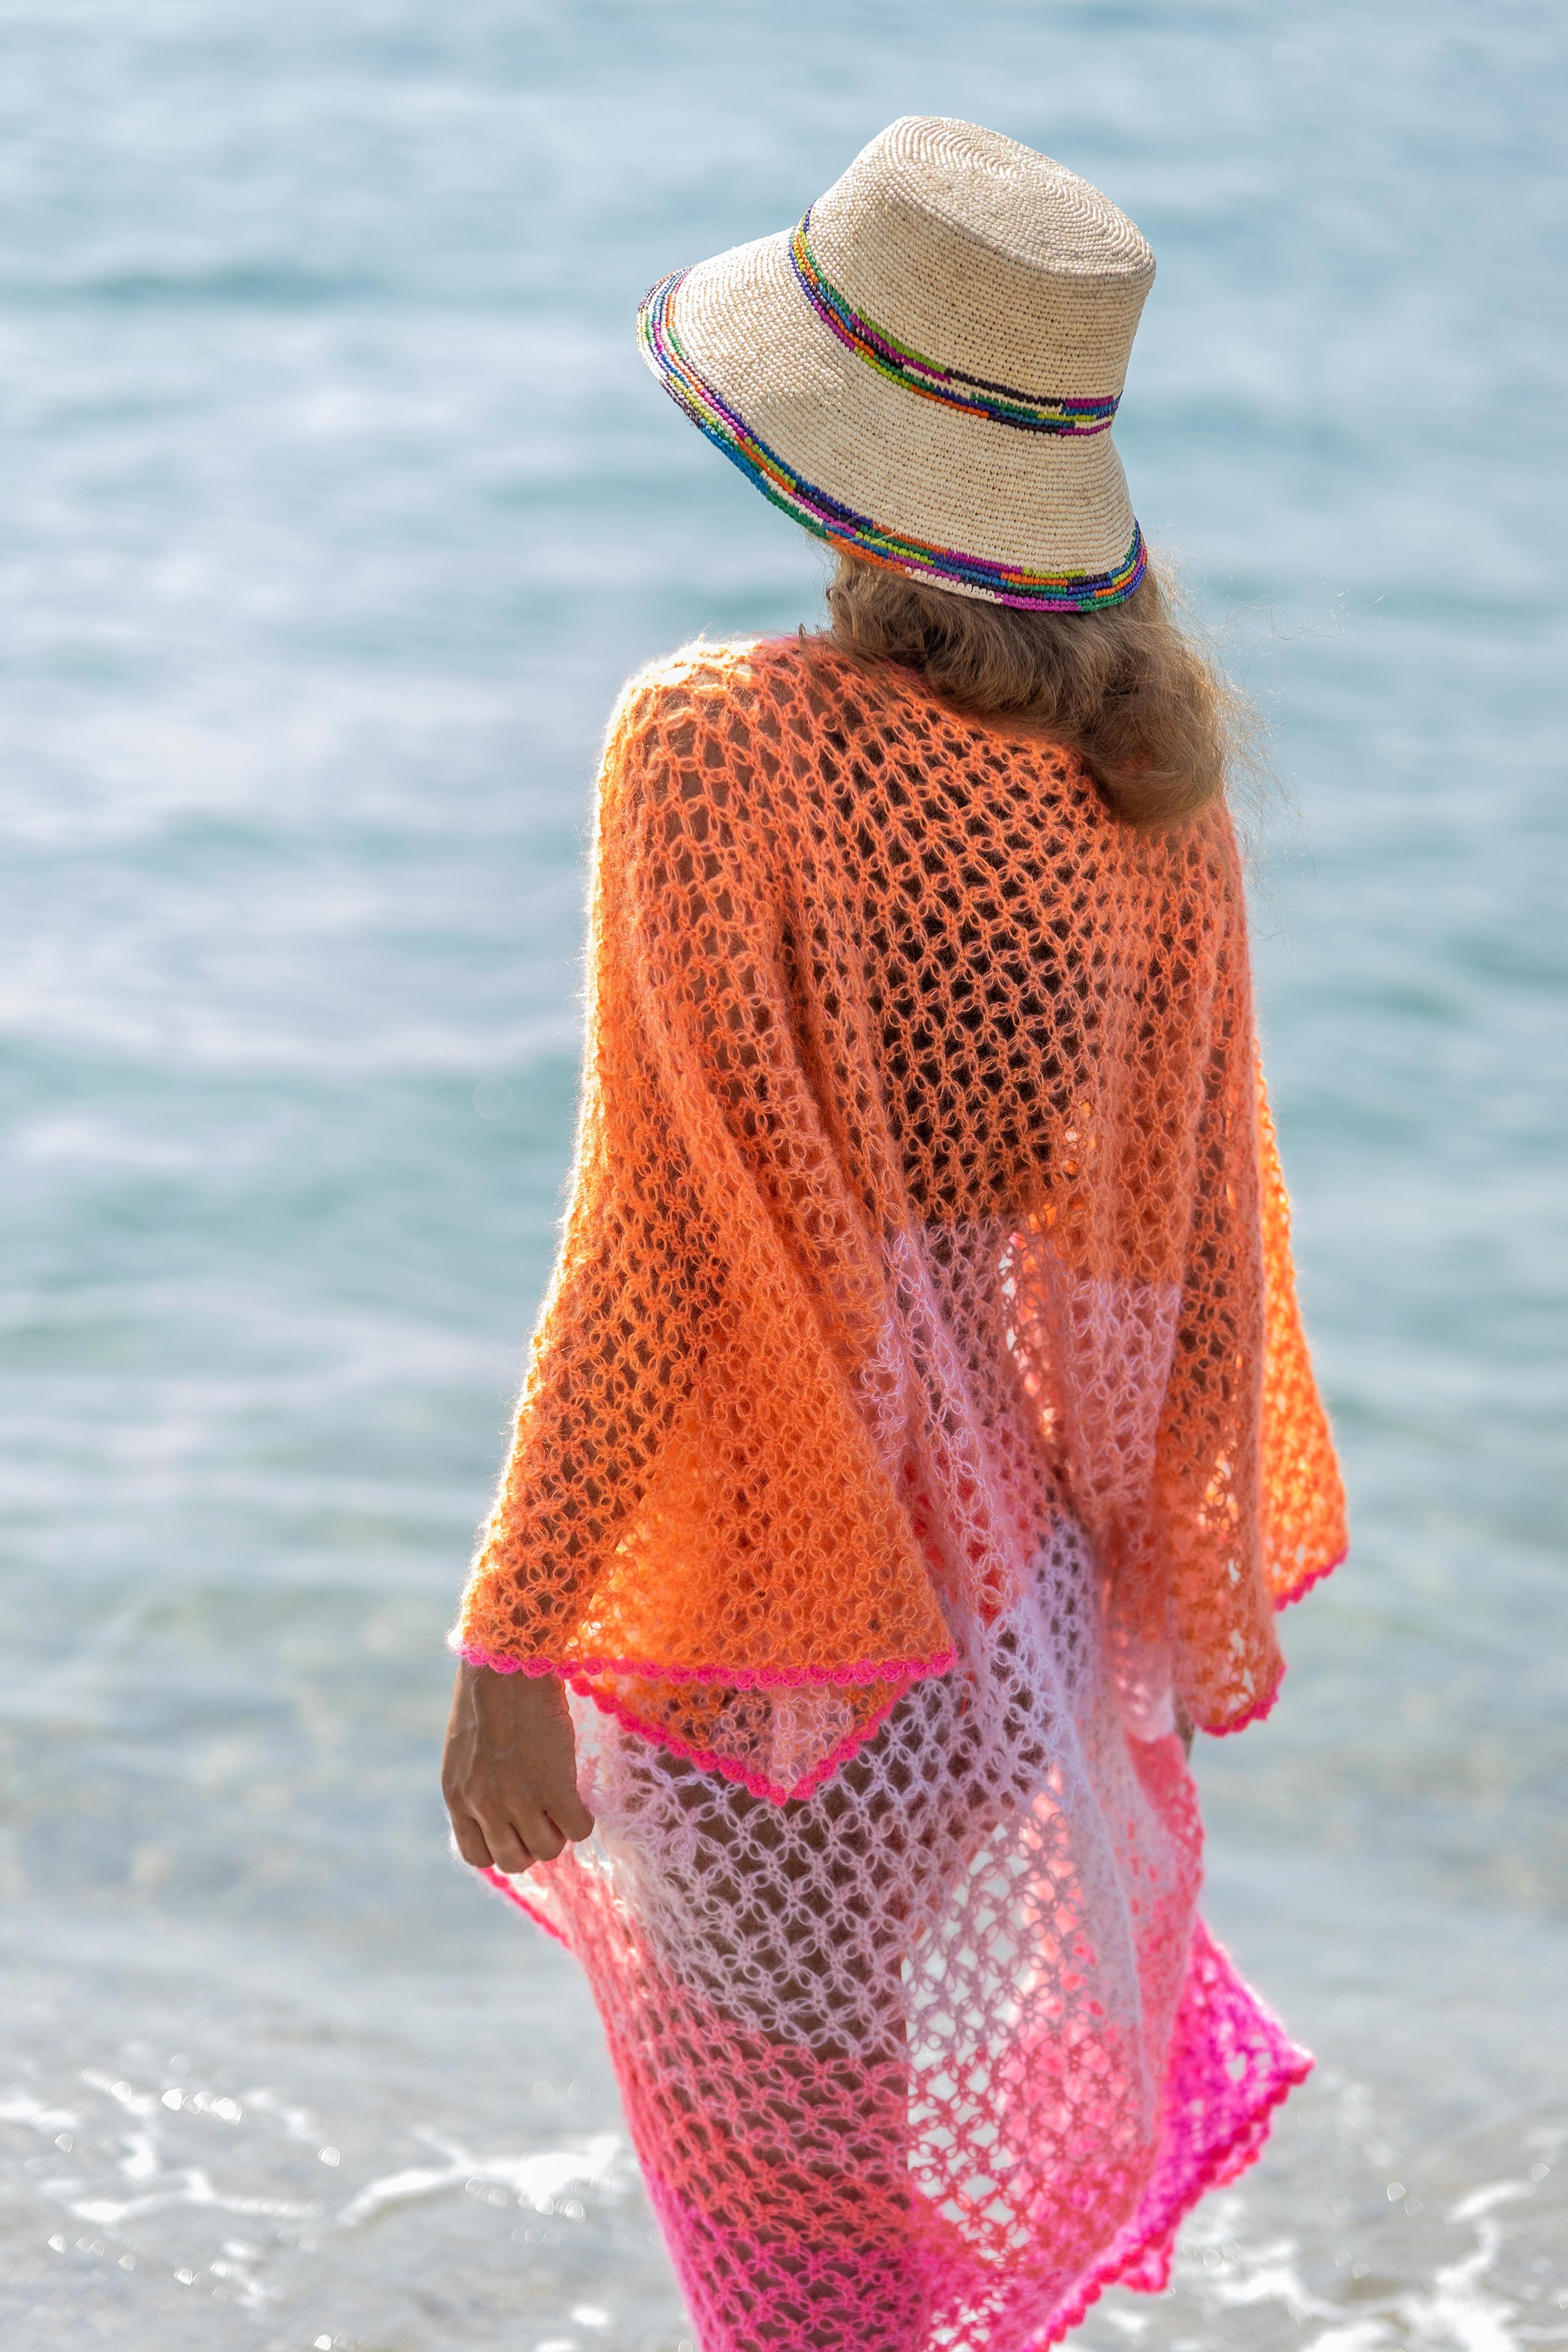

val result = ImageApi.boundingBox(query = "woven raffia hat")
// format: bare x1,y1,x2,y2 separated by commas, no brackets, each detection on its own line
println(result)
638,116,1156,613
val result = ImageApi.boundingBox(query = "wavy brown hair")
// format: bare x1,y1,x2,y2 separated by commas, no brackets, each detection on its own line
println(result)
821,550,1244,829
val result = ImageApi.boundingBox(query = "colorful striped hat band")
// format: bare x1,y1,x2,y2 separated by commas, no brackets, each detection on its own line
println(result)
638,271,1145,613
788,213,1121,438
635,118,1157,613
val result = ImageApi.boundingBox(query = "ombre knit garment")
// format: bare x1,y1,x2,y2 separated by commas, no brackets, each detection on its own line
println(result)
454,635,1345,2347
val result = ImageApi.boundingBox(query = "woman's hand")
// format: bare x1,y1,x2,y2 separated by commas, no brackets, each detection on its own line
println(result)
441,1662,595,1873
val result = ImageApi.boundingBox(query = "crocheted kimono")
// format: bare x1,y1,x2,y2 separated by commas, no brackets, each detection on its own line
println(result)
454,636,1345,2352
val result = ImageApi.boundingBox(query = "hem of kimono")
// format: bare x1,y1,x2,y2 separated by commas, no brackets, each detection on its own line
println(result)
1028,2041,1313,2349
449,1633,958,1693
1275,1541,1348,1614
1202,1673,1286,1737
1198,1539,1348,1740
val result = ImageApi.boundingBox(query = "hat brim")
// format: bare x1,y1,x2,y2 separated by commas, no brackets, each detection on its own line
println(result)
639,228,1144,612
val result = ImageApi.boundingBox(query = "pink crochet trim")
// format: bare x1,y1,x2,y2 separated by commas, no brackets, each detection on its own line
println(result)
1197,1539,1348,1739
1275,1541,1348,1614
1191,1640,1286,1738
1202,1669,1286,1738
449,1633,957,1693
453,1540,1344,1773
456,1674,918,1813
570,1671,915,1805
1029,2033,1313,2347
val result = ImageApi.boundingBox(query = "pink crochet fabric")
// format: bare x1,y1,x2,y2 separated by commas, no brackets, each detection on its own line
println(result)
483,1513,1313,2349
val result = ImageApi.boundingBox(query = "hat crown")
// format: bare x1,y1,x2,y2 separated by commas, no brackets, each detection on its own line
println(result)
638,117,1153,610
807,118,1154,403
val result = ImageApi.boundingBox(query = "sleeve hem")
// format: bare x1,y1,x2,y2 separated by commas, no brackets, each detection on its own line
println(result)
1198,1672,1285,1737
1190,1539,1348,1738
447,1628,958,1690
1272,1541,1348,1614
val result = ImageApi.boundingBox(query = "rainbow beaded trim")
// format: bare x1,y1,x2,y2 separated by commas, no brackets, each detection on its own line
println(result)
638,269,1146,613
788,211,1120,437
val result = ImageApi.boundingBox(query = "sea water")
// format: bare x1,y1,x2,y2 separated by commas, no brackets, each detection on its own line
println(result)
1,3,1565,2346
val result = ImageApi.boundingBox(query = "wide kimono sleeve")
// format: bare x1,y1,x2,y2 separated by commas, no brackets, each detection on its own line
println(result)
450,653,951,1775
1149,833,1347,1736
1254,1075,1348,1609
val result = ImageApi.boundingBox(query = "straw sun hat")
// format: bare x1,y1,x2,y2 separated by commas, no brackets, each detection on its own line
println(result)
638,116,1156,612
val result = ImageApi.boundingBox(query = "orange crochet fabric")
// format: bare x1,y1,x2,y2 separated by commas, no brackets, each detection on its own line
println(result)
454,635,1345,1796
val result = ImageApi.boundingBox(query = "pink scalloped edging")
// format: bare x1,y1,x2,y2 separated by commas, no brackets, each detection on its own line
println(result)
1196,1539,1349,1740
1027,2035,1313,2348
1275,1542,1349,1614
452,1540,1345,1773
449,1632,956,1691
450,1634,953,1808
1193,1646,1287,1739
567,1670,915,1805
458,1669,918,1818
1201,1667,1287,1738
452,1551,1345,1692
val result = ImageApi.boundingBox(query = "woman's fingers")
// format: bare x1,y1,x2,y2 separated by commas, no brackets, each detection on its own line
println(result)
516,1809,567,1864
474,1794,589,1874
475,1809,537,1875
469,1796,582,1873
450,1809,497,1870
441,1662,597,1873
547,1780,595,1844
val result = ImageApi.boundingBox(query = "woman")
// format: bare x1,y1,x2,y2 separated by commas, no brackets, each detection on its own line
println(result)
441,117,1345,2352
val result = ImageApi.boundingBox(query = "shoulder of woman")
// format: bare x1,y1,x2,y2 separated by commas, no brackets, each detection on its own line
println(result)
597,636,821,844
603,634,807,750
585,646,797,922
1173,797,1248,901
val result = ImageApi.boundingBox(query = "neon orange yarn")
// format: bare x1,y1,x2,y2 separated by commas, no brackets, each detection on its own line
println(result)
454,635,1345,1795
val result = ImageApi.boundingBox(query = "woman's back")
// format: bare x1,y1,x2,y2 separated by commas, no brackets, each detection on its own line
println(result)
455,631,1340,1796
759,632,1233,1230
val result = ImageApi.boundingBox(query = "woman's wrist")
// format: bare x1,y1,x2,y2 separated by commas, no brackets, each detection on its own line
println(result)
456,1658,568,1704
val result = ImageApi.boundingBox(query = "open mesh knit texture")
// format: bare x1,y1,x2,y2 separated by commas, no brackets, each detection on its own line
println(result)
455,635,1345,2348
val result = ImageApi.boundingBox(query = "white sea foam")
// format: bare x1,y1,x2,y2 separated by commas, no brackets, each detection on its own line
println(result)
336,2131,623,2231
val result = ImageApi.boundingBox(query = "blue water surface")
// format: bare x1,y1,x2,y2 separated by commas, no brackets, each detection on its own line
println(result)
1,3,1565,2347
